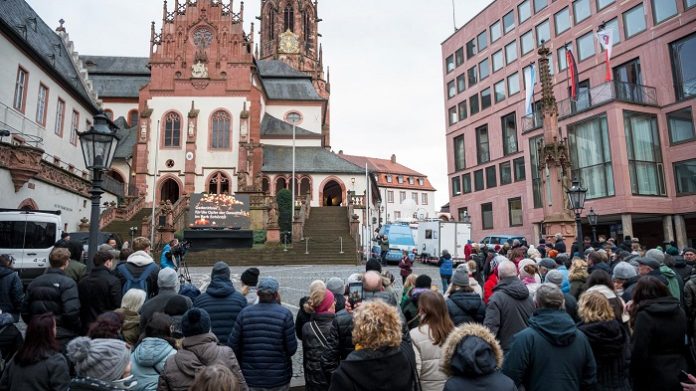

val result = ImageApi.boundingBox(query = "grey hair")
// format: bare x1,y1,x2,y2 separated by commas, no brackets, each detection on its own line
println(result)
121,288,147,312
534,283,565,309
497,261,518,279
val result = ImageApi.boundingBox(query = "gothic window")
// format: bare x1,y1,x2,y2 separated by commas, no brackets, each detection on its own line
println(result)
193,28,213,48
269,10,276,40
284,4,294,32
208,172,230,194
211,110,231,149
164,112,181,147
276,177,287,194
262,176,270,194
303,11,312,51
300,177,311,196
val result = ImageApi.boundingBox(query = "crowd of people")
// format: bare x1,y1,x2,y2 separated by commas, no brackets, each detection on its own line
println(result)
0,233,696,390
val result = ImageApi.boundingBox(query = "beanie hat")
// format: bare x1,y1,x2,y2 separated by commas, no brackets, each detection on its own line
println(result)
518,258,537,279
636,256,660,270
211,261,230,280
67,337,130,382
415,274,432,289
241,267,260,286
491,255,509,271
164,294,190,316
181,308,211,337
316,289,335,314
326,277,345,296
545,269,564,286
645,248,665,265
613,261,638,280
451,264,470,287
538,258,557,270
258,276,280,294
666,246,679,256
365,258,382,273
158,268,179,291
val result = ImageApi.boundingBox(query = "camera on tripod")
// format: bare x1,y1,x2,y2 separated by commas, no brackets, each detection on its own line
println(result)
171,240,191,257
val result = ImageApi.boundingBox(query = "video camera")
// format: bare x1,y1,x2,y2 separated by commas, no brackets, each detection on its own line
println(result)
171,240,191,257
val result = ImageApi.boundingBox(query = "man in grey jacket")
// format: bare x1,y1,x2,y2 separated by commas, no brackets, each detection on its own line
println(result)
483,259,535,352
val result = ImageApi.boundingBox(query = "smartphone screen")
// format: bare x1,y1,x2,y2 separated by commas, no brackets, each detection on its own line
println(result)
348,282,363,306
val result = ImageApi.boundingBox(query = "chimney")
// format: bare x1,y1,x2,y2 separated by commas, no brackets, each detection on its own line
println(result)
338,150,343,155
390,154,396,163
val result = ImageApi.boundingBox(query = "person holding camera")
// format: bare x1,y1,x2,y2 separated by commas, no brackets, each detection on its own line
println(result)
160,239,178,270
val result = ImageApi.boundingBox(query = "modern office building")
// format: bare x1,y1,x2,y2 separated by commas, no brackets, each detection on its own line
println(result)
442,0,696,248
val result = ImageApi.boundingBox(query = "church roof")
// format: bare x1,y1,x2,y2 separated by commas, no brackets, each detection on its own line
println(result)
80,55,150,99
0,0,98,111
257,60,308,78
338,153,436,191
112,117,137,159
260,114,321,137
257,60,324,101
262,145,365,174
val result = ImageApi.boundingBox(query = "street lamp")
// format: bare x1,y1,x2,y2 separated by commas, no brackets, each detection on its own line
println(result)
78,112,119,270
587,207,598,244
287,113,302,221
566,177,587,254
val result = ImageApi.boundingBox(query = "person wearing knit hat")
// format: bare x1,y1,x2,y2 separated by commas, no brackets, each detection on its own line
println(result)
518,259,541,297
194,261,247,345
645,248,665,265
300,281,336,390
645,248,683,302
612,261,639,302
326,277,346,312
240,267,260,305
545,269,579,321
67,337,133,389
139,268,193,330
445,265,486,325
159,308,248,390
365,258,382,273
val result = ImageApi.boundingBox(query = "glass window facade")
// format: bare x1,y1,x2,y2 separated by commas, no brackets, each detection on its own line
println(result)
506,41,518,64
558,45,569,71
449,107,457,125
503,11,515,34
458,100,468,121
652,0,678,24
481,88,492,109
518,0,531,24
555,8,571,35
573,0,591,24
500,161,512,185
468,66,478,87
479,58,490,80
602,18,621,45
447,81,456,98
463,173,472,193
670,33,696,100
457,74,466,93
623,4,646,38
470,94,480,115
514,157,526,181
466,39,477,59
508,72,520,95
521,30,534,55
474,169,485,191
491,21,502,43
477,31,488,51
668,107,695,144
451,176,461,196
597,0,614,10
446,55,455,73
536,20,550,47
477,125,490,164
577,32,595,61
481,202,494,230
486,166,497,188
674,159,696,195
534,0,548,13
495,80,506,103
624,111,666,196
454,135,465,171
492,50,504,72
502,112,518,155
455,48,464,67
508,198,523,226
568,115,615,199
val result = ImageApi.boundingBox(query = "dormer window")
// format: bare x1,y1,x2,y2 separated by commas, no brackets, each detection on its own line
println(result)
397,176,404,184
418,178,424,186
408,177,414,185
386,175,392,183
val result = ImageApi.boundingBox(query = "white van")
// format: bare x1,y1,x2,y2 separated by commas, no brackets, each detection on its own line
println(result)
0,209,62,284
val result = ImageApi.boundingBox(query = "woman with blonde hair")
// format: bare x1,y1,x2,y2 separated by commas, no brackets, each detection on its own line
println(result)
401,273,418,307
329,300,416,391
115,288,146,346
569,258,589,299
301,280,336,391
411,290,454,391
189,364,240,391
577,291,630,391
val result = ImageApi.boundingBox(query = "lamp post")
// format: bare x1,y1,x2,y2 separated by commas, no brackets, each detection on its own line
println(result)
79,112,118,270
287,113,302,221
587,207,598,244
566,177,588,254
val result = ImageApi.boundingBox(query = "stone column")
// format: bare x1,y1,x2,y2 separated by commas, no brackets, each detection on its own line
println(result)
621,214,633,238
663,215,675,244
533,223,542,244
675,215,688,249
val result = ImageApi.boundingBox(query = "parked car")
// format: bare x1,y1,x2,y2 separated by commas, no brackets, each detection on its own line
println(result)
0,209,62,285
480,234,526,249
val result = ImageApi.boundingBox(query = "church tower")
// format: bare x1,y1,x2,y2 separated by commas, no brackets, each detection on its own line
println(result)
258,0,324,82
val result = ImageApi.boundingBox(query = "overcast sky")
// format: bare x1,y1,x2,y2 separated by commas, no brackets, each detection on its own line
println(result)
27,0,493,208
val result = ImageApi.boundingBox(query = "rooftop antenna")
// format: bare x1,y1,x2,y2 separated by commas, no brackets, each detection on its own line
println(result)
451,0,457,32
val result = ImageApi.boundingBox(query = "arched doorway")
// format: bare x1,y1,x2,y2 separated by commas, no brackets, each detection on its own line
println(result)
160,178,180,203
322,180,343,206
275,177,287,195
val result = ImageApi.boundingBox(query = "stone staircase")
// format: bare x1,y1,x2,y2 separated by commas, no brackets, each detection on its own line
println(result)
186,206,359,266
102,208,152,243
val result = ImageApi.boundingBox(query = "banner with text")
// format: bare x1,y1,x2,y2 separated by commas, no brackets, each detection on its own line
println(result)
188,193,251,229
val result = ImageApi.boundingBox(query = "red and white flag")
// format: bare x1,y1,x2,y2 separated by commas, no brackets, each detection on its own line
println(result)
596,29,613,81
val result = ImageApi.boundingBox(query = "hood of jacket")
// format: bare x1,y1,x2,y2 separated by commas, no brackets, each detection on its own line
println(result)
529,308,577,347
133,337,175,367
449,291,483,312
638,296,682,318
0,266,15,279
127,251,154,267
205,277,236,298
442,323,503,378
586,284,617,300
493,277,530,300
660,265,677,280
578,320,625,358
173,333,221,377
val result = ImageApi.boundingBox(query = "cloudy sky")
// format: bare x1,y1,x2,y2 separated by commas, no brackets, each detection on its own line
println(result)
27,0,493,208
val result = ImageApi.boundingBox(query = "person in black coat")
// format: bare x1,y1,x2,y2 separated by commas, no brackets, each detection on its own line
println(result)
0,255,24,323
21,248,80,349
302,283,337,391
578,291,631,391
77,251,122,334
446,266,485,325
554,234,567,254
193,261,246,344
441,323,516,391
0,312,22,363
630,276,688,391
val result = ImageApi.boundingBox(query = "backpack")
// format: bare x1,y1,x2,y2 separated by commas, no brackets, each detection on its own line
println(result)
119,263,158,295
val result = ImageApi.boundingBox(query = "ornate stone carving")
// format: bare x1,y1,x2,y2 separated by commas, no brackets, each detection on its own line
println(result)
191,61,208,78
267,201,279,227
278,30,300,54
8,145,43,192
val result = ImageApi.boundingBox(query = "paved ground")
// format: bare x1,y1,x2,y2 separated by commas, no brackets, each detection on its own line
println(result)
186,262,444,386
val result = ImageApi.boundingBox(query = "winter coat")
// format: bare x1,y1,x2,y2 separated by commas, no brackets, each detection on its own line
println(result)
0,352,70,391
483,277,535,352
399,256,413,277
64,259,87,283
0,313,21,361
302,313,336,391
322,309,354,366
441,323,517,391
439,255,453,277
193,277,247,344
21,268,80,346
0,266,23,322
483,271,498,304
114,251,160,298
328,345,417,391
131,337,176,391
296,297,312,340
570,276,587,299
621,275,639,303
578,320,631,391
446,290,486,325
115,307,141,346
554,238,567,254
556,265,570,293
502,309,597,391
158,332,247,391
674,256,692,283
563,292,580,322
140,289,192,329
78,266,122,333
159,244,175,269
660,265,684,303
69,377,130,390
410,324,448,391
630,296,688,391
402,288,428,329
228,302,297,389
586,284,627,324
